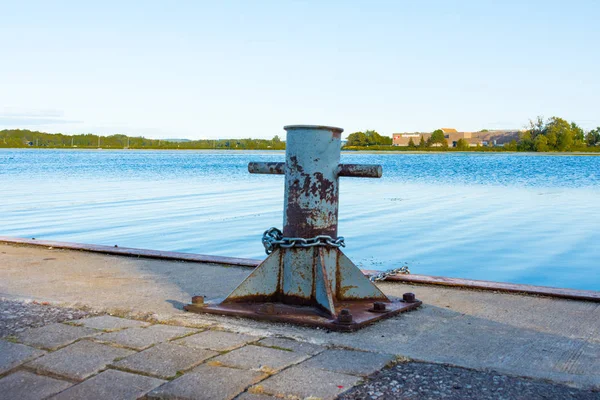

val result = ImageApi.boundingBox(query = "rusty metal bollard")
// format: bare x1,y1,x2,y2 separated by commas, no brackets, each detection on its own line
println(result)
185,125,421,331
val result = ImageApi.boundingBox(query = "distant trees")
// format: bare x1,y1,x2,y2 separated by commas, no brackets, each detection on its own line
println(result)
520,116,592,152
586,128,600,146
0,129,286,150
546,117,573,151
505,140,518,151
3,120,600,153
534,135,549,152
456,138,470,150
428,129,448,148
346,130,392,146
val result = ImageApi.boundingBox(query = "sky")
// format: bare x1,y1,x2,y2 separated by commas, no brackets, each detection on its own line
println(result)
1,1,599,139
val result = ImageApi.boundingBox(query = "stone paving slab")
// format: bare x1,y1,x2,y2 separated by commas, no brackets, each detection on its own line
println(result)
209,345,308,372
26,340,135,381
146,364,266,400
300,349,395,376
0,370,72,400
0,340,46,375
16,322,99,350
112,342,218,379
73,315,150,330
49,369,166,400
258,337,324,355
253,365,361,400
173,330,259,352
95,324,198,350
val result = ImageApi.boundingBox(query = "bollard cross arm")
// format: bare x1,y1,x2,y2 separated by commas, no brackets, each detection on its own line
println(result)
248,161,381,178
337,163,382,178
248,161,285,175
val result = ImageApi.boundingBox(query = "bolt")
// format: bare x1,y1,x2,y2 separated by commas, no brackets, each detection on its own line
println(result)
337,308,353,324
191,296,204,305
403,292,416,303
373,302,387,311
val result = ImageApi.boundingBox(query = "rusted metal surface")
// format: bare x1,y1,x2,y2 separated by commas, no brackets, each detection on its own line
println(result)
402,292,416,303
187,124,417,331
184,297,421,332
218,247,388,317
338,164,382,178
248,162,285,175
281,125,343,238
0,236,259,267
382,273,600,302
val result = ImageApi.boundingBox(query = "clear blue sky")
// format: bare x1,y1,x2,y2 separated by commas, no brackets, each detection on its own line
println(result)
1,1,598,139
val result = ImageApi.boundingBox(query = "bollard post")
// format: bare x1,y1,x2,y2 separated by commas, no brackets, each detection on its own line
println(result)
185,125,421,331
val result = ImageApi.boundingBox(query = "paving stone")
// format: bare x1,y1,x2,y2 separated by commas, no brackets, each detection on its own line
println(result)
26,340,135,381
73,315,150,330
95,324,198,350
173,330,258,351
209,345,308,372
0,340,46,374
16,322,99,350
146,364,266,400
50,369,165,400
0,370,72,400
254,366,361,400
112,342,218,379
299,348,395,376
258,337,324,355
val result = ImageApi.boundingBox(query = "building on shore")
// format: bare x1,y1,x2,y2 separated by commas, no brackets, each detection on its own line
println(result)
392,128,521,147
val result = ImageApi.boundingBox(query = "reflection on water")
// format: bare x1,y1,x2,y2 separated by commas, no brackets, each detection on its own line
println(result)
1,149,599,290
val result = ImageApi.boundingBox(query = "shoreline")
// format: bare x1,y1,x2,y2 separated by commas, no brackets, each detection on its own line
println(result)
2,147,600,156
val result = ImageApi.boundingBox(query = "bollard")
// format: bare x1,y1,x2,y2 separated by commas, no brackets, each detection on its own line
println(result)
185,125,421,331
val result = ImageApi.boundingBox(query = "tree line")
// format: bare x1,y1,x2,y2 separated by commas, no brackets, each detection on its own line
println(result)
518,117,599,152
0,129,286,150
344,117,600,152
345,130,392,146
2,117,599,152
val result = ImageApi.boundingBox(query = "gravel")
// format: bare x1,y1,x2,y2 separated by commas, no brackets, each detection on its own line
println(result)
339,361,599,400
0,299,91,337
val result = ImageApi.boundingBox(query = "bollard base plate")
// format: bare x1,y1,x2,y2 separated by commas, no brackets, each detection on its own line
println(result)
184,297,421,332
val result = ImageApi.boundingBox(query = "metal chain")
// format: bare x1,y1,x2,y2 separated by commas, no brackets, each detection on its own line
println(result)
262,227,345,255
369,266,410,282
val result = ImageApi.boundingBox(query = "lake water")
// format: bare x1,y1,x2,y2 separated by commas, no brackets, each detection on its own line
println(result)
1,149,599,291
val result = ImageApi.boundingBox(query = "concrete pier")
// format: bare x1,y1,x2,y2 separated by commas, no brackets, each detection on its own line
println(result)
1,242,599,398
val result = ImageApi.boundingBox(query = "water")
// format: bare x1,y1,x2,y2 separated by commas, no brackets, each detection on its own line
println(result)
1,149,599,291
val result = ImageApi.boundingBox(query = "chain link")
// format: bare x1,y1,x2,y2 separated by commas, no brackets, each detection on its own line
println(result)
369,266,410,282
262,227,345,255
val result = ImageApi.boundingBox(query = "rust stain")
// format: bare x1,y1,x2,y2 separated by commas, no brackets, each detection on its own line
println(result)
338,284,359,298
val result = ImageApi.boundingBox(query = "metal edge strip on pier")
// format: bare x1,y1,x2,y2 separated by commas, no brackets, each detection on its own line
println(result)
0,236,259,268
1,236,598,302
